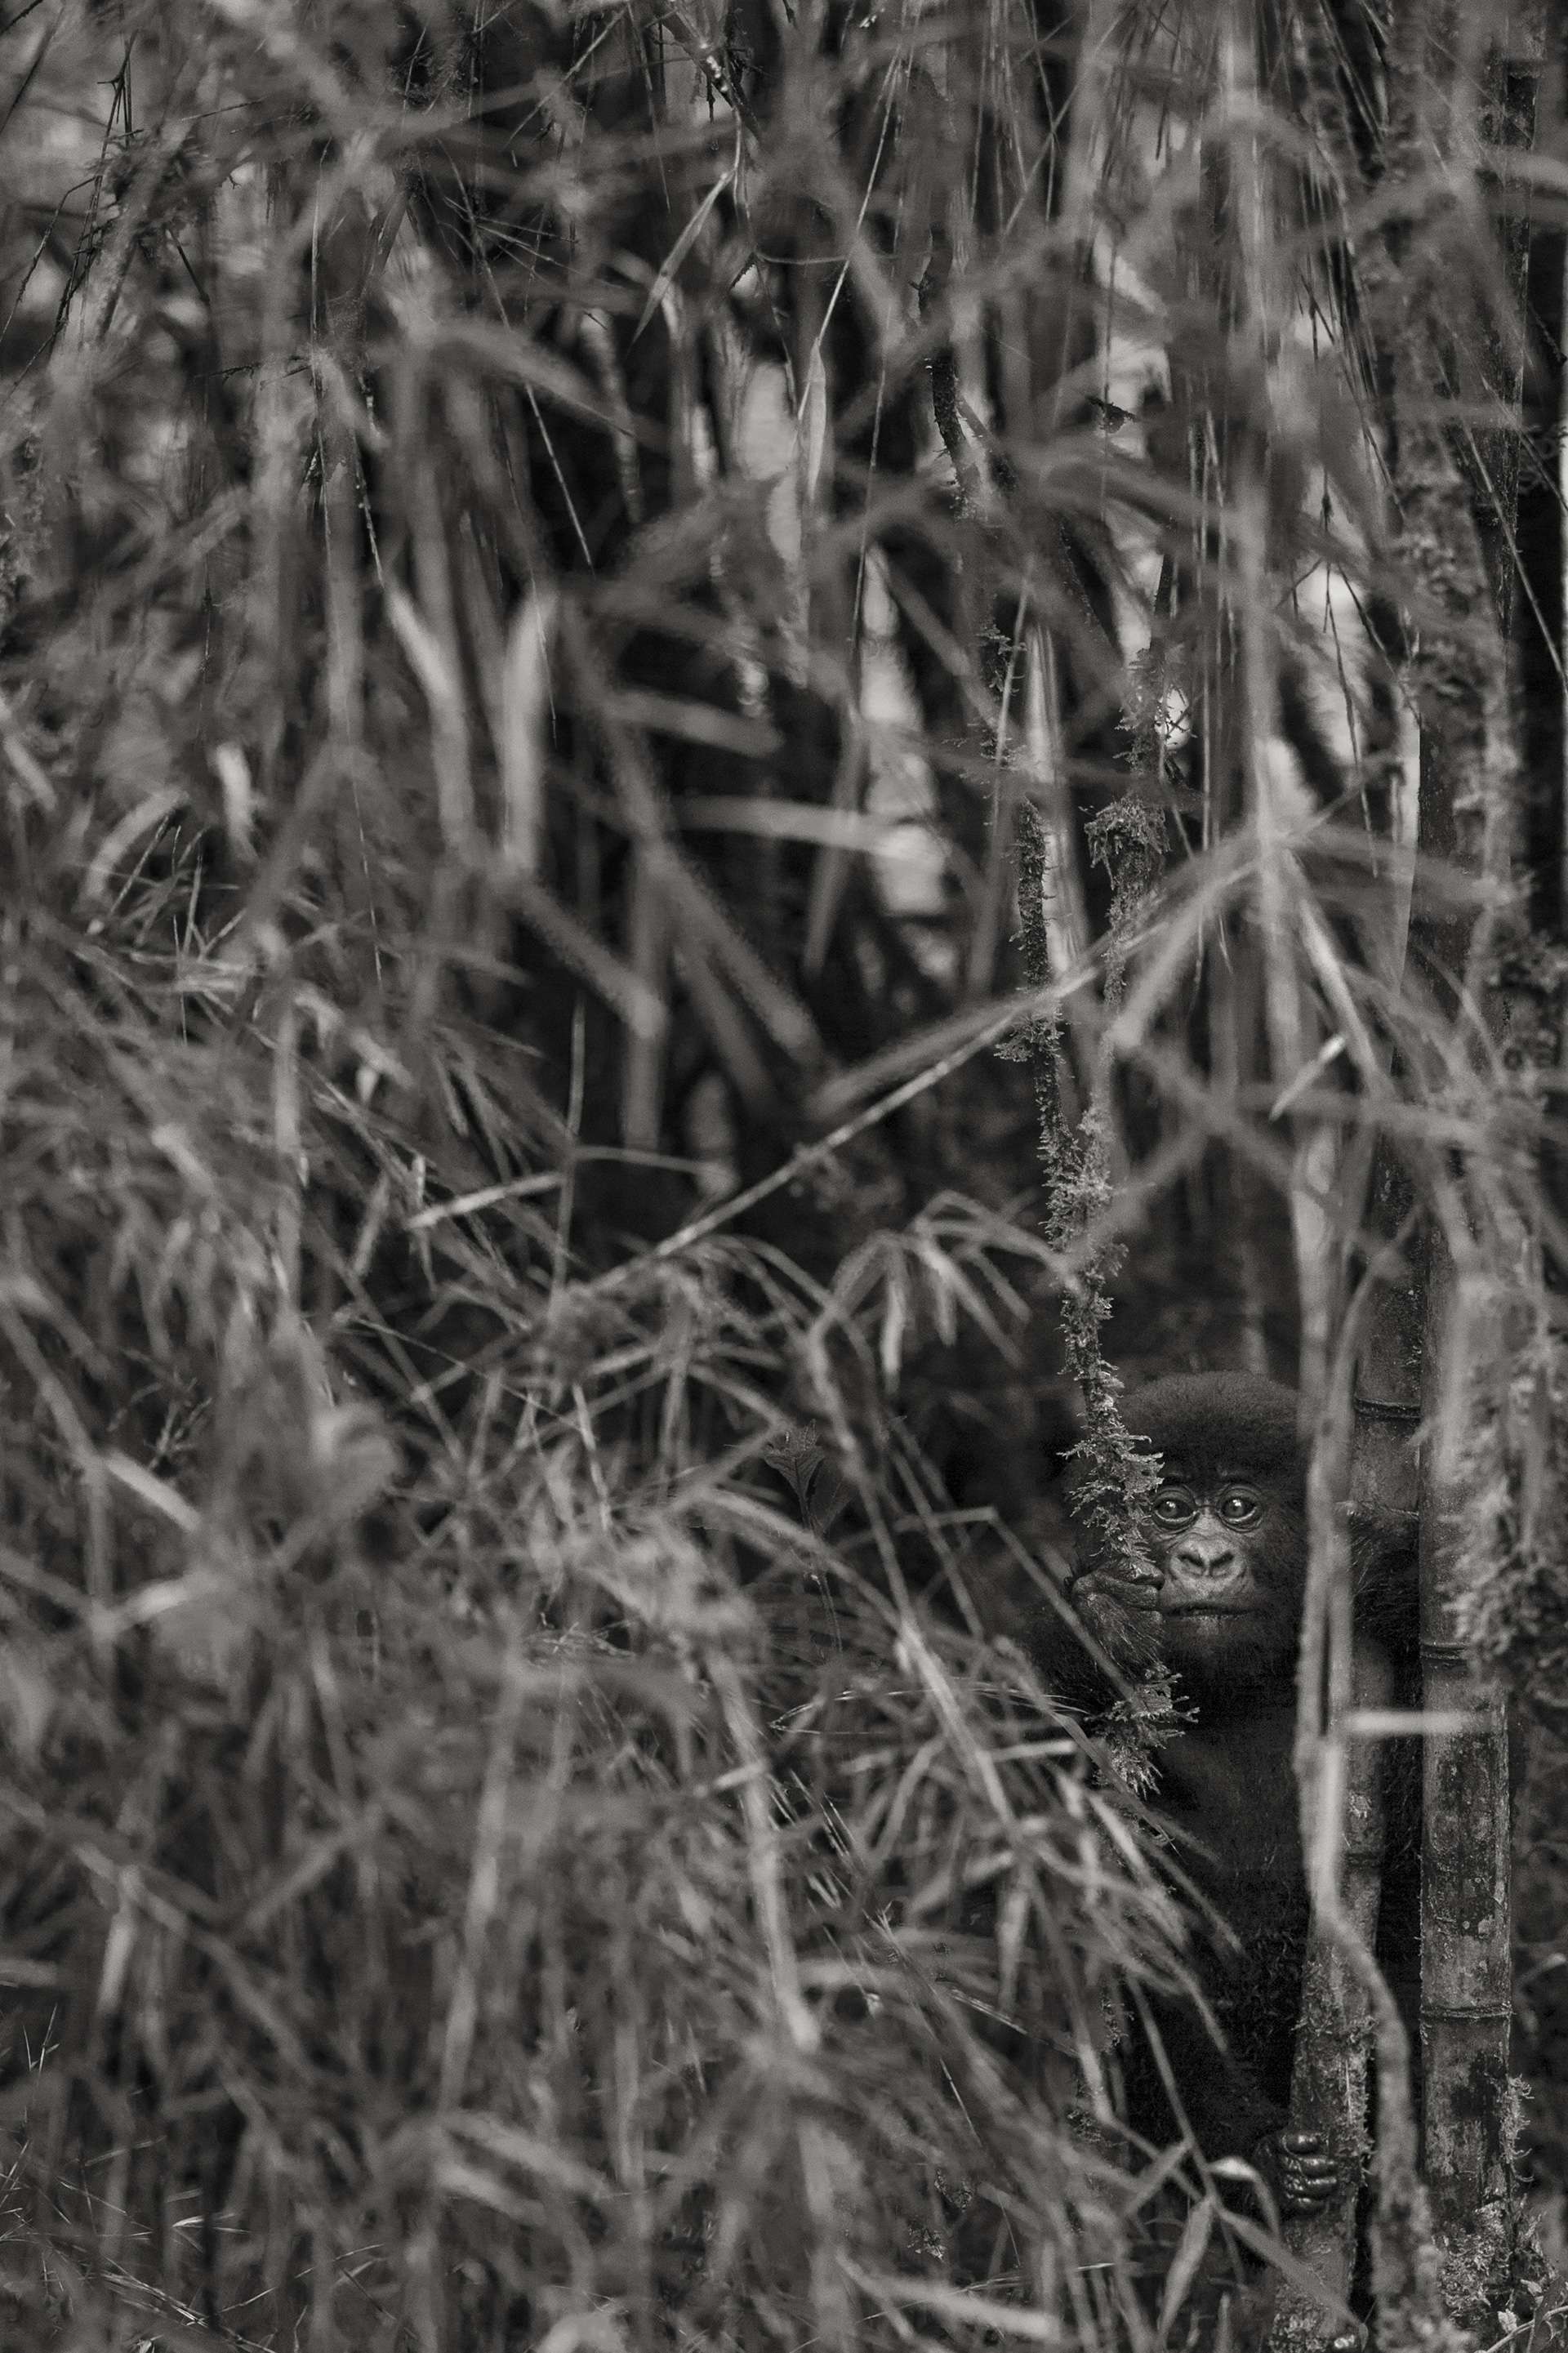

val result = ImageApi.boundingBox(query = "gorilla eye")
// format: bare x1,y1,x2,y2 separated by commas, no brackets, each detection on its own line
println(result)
1152,1488,1197,1527
1217,1486,1263,1526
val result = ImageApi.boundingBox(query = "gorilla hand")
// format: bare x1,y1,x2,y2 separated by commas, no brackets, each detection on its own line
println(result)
1067,1559,1164,1670
1251,2126,1340,2216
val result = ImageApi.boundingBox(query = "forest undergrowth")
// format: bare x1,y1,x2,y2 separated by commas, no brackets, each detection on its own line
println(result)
3,0,1568,2348
0,876,1210,2351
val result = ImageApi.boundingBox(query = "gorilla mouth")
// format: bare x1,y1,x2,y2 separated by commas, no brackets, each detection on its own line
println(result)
1165,1602,1259,1618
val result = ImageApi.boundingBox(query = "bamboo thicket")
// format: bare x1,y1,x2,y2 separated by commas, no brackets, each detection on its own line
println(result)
2,0,1566,2345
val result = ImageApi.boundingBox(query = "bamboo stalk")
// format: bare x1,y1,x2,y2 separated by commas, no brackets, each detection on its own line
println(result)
1269,1174,1422,2352
1379,0,1542,2310
1274,1645,1392,2351
1417,1245,1514,2266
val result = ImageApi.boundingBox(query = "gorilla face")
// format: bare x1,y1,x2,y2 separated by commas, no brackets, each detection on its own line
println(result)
1146,1462,1305,1688
1120,1372,1308,1694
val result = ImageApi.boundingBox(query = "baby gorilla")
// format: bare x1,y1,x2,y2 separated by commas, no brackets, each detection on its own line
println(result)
1069,1373,1342,2218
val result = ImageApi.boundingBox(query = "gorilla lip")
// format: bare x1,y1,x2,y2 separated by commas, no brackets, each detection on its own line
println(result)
1164,1602,1257,1617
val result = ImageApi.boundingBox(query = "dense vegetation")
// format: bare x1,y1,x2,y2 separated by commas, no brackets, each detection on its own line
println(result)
1,1,1566,2346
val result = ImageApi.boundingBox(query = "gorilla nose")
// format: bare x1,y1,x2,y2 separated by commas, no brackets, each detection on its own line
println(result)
1175,1538,1236,1578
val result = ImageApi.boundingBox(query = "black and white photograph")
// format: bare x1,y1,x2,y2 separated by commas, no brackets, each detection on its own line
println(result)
0,2,1565,2346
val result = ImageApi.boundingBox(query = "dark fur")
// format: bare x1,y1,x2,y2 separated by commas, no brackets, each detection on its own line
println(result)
1038,1373,1419,2216
1122,1372,1304,1500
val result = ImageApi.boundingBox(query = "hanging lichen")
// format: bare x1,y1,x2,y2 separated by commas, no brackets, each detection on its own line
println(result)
1086,793,1168,1009
1004,797,1173,1783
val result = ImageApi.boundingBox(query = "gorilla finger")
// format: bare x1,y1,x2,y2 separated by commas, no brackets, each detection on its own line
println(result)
1085,1580,1162,1611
